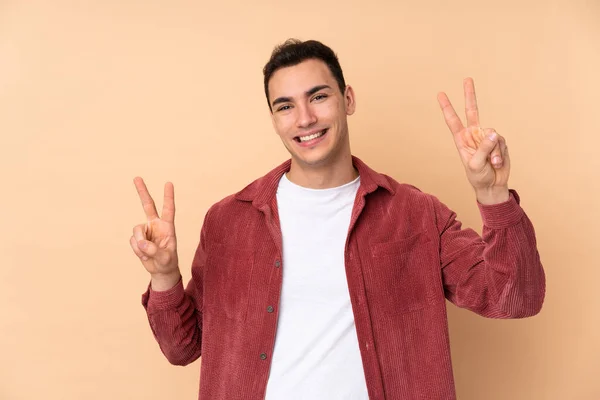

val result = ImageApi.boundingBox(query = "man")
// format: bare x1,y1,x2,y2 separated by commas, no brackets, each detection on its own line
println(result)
130,39,545,399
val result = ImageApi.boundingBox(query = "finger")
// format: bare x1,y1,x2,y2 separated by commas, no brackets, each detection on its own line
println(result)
437,92,464,136
137,239,172,266
133,224,147,242
484,128,503,168
133,177,159,220
133,224,154,257
145,220,152,239
470,129,499,170
464,77,480,127
465,126,481,149
133,224,169,264
500,137,510,168
130,236,149,261
162,182,175,223
489,142,502,168
137,237,159,258
500,138,509,158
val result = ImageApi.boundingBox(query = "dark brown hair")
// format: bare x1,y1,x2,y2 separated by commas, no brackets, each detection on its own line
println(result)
263,39,346,111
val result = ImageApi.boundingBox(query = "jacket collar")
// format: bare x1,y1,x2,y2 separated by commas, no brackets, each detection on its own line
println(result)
234,155,394,208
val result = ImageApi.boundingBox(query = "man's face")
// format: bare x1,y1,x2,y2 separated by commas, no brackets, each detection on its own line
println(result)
268,59,355,169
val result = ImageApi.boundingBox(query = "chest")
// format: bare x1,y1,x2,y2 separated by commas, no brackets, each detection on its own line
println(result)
278,200,354,302
203,194,444,322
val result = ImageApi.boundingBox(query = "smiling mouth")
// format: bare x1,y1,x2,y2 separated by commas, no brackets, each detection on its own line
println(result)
294,129,328,143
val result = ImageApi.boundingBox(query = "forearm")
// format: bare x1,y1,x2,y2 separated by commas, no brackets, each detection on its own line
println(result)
142,278,203,365
479,206,545,317
440,190,546,318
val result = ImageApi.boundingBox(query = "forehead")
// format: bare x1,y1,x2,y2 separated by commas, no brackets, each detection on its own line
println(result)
268,59,336,98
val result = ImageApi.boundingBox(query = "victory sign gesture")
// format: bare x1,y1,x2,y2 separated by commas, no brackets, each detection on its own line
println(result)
130,177,181,290
437,78,510,204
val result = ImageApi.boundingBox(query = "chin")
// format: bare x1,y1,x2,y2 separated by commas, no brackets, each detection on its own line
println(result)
294,149,336,168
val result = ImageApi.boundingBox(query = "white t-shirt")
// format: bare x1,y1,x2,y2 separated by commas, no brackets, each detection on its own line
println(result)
264,173,368,400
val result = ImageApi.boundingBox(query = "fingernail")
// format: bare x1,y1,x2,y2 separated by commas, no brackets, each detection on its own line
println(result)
488,131,498,141
492,156,502,165
142,256,149,261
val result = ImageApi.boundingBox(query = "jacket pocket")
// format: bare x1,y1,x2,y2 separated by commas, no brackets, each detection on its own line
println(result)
205,244,254,322
365,231,441,315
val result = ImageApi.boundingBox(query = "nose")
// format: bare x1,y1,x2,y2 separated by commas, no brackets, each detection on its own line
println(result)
296,103,317,128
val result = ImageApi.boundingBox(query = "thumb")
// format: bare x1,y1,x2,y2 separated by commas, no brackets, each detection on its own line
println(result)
138,240,172,266
470,129,498,169
137,240,158,257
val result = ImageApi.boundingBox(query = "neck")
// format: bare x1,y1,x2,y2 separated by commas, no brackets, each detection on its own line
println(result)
286,152,358,189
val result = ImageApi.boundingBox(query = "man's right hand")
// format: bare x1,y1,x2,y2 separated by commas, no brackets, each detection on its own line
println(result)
130,177,181,291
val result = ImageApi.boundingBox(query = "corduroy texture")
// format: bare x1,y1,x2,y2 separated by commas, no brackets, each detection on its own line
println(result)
142,156,546,400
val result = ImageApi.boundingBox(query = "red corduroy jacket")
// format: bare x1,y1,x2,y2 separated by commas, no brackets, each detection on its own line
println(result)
142,156,545,399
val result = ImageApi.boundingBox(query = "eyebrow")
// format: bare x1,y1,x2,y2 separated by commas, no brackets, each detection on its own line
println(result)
271,84,332,108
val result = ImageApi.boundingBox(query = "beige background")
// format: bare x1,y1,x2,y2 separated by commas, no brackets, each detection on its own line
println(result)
1,0,598,399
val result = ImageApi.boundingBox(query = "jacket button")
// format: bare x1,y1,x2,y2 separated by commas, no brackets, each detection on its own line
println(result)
260,353,267,360
267,305,274,313
274,260,281,268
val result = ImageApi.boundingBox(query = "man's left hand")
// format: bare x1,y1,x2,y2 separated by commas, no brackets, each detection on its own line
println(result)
437,78,510,205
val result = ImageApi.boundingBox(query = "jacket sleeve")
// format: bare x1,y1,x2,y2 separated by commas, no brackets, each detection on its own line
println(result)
140,217,208,365
435,189,546,318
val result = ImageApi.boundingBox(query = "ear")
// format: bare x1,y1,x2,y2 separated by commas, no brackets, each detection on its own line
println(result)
344,85,356,116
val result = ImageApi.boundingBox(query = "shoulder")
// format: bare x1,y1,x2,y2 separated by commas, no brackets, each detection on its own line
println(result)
368,173,457,235
353,155,437,207
202,170,275,225
377,172,438,206
204,189,254,226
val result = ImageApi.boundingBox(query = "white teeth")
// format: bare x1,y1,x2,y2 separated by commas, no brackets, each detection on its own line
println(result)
299,130,325,142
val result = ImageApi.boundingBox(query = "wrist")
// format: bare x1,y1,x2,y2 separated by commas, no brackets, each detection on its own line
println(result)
150,270,181,292
475,186,510,205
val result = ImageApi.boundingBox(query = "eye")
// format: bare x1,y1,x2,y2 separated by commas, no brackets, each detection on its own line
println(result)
312,94,328,102
277,105,292,112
